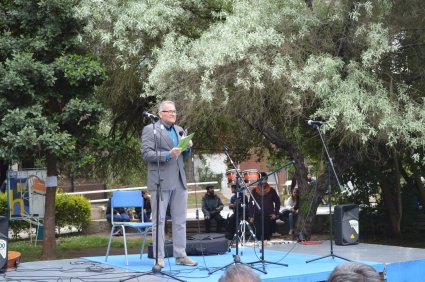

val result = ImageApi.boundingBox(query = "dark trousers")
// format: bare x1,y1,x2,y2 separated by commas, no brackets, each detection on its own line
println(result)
253,213,273,241
279,209,297,229
205,212,226,233
228,212,247,237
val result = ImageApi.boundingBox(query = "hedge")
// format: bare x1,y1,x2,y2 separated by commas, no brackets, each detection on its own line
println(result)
0,192,91,238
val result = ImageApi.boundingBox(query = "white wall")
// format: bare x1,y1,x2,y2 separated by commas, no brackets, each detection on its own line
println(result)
193,153,227,190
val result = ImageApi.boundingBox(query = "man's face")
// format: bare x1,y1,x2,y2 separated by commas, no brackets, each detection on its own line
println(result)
158,102,177,126
207,188,215,195
307,173,312,181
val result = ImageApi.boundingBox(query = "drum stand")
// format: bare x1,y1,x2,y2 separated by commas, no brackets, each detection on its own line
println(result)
228,184,261,252
209,146,266,275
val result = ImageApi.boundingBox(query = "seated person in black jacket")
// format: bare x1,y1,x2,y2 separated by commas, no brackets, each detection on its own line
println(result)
202,185,227,233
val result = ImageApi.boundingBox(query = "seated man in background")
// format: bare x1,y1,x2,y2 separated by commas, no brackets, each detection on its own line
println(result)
202,185,227,233
228,184,249,239
105,197,131,236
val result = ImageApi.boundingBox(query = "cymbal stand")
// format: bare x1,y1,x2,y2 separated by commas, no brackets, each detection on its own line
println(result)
209,146,265,275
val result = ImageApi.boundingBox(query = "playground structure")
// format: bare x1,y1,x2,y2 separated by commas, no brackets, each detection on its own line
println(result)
6,169,46,243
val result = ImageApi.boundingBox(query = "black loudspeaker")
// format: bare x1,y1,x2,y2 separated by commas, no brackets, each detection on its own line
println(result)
0,216,9,272
333,204,359,246
148,233,228,258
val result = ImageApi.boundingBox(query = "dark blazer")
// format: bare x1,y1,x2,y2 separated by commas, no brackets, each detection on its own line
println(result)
141,120,190,192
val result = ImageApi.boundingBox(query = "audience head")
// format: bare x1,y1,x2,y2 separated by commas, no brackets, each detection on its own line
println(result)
260,172,268,182
327,262,381,282
231,184,237,193
218,264,261,282
206,185,215,195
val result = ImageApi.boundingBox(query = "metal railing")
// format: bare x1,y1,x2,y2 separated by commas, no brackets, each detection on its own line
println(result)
64,181,219,203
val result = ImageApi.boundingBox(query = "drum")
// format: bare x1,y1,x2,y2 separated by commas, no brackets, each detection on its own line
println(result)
243,169,260,183
226,169,242,184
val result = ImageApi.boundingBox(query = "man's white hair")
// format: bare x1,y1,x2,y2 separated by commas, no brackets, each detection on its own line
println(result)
158,101,175,112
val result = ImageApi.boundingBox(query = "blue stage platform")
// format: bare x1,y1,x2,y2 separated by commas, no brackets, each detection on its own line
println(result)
83,247,383,281
83,243,387,282
1,240,424,281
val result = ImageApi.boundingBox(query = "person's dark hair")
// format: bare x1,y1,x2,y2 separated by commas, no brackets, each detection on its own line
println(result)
327,262,380,282
206,185,214,190
218,264,261,282
292,188,300,210
260,172,268,181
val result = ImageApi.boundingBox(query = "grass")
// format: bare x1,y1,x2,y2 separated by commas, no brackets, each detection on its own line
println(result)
9,234,149,262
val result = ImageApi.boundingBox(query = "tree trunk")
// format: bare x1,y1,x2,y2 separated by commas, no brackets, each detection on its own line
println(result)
378,151,402,237
409,159,425,210
41,153,58,259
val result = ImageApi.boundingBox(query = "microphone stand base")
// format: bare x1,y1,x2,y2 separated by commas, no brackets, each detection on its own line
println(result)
306,253,350,264
152,264,162,273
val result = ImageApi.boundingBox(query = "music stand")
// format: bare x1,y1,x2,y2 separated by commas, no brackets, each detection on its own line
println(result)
247,163,294,271
208,146,266,275
127,117,185,282
305,122,350,264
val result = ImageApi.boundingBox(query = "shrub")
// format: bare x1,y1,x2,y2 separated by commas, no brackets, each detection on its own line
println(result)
55,193,91,234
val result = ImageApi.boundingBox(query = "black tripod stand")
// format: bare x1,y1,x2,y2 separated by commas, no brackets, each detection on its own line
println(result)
306,122,349,264
228,175,261,252
209,146,266,275
127,117,185,282
247,163,294,271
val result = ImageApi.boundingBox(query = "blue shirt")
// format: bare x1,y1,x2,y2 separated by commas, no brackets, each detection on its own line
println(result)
163,123,178,161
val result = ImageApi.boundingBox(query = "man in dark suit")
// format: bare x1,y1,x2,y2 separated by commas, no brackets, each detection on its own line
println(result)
141,100,197,268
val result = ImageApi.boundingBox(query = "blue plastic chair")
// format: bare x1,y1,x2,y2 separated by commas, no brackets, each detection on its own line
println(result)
105,190,153,265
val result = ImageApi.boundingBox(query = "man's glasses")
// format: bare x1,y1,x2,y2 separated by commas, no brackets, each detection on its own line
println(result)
161,110,177,115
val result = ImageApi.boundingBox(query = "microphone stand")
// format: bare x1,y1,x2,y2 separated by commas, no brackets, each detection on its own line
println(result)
129,117,185,282
208,147,266,275
246,162,294,271
305,124,349,264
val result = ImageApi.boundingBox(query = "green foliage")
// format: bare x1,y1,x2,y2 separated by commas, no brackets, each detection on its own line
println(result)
76,0,425,236
55,193,91,233
0,192,7,216
0,193,91,237
0,105,73,161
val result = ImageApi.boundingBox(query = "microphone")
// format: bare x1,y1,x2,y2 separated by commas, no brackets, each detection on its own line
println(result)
143,111,159,121
307,120,325,126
